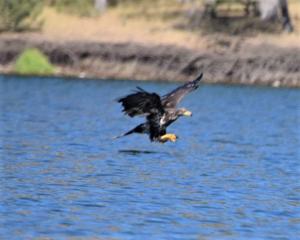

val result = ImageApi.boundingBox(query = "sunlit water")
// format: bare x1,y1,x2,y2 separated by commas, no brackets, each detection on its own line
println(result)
0,75,299,239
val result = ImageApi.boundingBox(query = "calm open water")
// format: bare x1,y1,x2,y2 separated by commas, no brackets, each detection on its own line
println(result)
0,75,299,239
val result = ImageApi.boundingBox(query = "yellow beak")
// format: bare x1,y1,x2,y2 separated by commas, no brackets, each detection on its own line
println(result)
183,110,192,116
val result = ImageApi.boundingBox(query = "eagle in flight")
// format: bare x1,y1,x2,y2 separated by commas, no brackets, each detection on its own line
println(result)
116,72,203,143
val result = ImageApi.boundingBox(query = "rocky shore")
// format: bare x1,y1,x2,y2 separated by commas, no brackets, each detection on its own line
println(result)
0,37,299,87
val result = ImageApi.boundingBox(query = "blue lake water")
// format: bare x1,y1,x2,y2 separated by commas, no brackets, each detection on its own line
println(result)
0,75,299,239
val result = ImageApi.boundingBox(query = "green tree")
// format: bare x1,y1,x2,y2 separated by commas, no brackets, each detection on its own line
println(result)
0,0,43,32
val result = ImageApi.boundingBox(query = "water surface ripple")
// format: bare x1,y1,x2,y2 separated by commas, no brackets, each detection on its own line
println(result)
0,76,299,239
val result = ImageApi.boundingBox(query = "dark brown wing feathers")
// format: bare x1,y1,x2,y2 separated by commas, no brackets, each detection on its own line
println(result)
162,72,203,108
118,87,164,117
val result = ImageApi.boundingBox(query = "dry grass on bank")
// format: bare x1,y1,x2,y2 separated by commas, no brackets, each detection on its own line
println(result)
40,6,203,48
48,0,299,46
2,0,298,51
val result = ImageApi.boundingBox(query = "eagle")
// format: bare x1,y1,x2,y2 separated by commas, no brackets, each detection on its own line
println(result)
115,72,203,143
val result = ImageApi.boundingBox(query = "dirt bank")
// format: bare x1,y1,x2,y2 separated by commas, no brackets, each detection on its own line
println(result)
0,37,299,87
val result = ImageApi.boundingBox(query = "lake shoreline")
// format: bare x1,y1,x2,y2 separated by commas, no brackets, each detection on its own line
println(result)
0,36,299,87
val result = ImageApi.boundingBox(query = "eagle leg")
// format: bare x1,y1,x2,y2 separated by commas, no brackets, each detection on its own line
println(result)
159,133,177,143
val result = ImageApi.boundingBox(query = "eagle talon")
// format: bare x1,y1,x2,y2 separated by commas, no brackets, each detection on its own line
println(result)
160,133,177,143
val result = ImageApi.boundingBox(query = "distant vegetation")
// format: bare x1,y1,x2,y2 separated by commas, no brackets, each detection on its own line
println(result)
0,0,295,32
0,0,44,31
15,48,55,75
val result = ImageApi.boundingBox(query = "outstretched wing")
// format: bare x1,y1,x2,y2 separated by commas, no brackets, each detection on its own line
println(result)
118,87,164,117
162,72,203,108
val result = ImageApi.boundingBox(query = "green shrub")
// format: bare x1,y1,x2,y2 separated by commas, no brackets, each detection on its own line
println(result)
15,48,55,75
0,0,43,32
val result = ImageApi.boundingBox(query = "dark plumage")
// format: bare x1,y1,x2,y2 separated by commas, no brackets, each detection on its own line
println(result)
115,72,203,143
